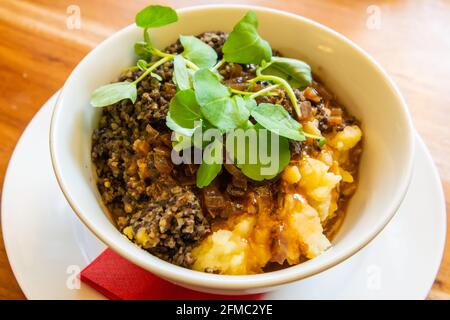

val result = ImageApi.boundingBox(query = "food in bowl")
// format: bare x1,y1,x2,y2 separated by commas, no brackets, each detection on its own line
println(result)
90,5,363,275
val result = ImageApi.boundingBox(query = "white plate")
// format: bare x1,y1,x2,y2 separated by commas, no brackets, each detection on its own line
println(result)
1,92,446,300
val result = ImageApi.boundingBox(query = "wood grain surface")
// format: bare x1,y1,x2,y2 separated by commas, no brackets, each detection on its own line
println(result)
0,0,448,300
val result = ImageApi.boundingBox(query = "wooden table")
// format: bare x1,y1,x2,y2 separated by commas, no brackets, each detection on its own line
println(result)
0,0,448,300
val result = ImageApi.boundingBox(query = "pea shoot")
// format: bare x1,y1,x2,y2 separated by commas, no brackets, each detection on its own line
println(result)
90,5,326,188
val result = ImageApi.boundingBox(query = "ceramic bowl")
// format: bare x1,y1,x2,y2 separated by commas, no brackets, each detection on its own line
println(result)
50,5,414,295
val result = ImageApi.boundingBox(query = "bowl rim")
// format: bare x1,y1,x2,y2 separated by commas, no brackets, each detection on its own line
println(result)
49,4,415,291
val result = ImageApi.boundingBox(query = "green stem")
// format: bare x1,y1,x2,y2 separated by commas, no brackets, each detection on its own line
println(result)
122,65,139,73
230,84,280,98
211,58,226,71
151,48,199,71
133,56,172,84
143,28,151,46
249,74,300,117
230,88,253,95
256,67,263,77
151,47,173,58
184,58,199,71
249,84,279,99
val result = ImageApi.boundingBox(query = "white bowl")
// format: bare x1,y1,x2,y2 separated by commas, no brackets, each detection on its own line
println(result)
50,5,414,295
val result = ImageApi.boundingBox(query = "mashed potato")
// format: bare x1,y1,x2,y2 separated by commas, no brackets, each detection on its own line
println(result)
191,125,362,275
281,194,331,262
192,217,255,274
192,215,273,274
296,157,341,221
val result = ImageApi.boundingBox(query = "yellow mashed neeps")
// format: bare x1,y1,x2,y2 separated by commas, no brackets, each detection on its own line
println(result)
192,125,362,275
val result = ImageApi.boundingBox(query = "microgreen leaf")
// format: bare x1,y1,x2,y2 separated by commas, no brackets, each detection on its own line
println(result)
180,35,218,68
166,112,199,136
232,95,252,123
168,89,202,129
90,82,137,107
194,68,229,102
134,41,153,61
251,103,305,141
137,59,148,71
173,55,191,90
230,124,290,181
135,5,178,28
204,97,247,130
261,57,312,89
222,11,272,65
243,97,257,112
196,139,223,188
193,69,249,129
167,114,201,141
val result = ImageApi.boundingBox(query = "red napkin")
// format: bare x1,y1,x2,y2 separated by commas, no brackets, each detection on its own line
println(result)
80,249,263,300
